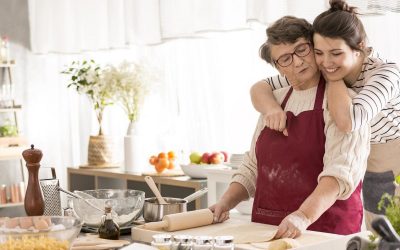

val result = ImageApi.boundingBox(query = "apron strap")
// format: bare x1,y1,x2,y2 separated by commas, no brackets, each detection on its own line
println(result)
281,88,293,110
314,75,326,110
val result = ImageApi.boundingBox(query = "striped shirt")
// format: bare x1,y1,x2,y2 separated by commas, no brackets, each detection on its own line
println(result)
263,56,400,144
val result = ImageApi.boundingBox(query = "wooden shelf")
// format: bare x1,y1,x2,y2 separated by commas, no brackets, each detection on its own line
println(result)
0,107,22,113
0,62,16,68
0,146,26,160
0,202,23,208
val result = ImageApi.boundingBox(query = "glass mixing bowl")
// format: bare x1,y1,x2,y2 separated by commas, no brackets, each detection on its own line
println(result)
72,189,145,227
0,216,82,250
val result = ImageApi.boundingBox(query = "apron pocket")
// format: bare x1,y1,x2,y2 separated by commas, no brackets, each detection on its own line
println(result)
363,171,395,214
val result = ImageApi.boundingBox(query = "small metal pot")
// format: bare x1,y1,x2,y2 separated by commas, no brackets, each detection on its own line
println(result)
143,187,208,222
143,197,187,222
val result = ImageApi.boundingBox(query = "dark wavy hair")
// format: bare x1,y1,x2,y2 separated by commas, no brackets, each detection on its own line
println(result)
259,16,313,64
313,0,366,51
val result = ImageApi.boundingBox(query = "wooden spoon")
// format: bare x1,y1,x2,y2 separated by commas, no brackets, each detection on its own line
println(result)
144,176,168,205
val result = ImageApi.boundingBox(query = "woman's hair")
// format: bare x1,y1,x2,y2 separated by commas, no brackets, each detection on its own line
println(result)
259,16,313,64
313,0,366,51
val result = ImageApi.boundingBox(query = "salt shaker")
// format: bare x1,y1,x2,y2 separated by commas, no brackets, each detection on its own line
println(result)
151,234,172,250
172,235,193,250
214,236,234,250
193,236,213,250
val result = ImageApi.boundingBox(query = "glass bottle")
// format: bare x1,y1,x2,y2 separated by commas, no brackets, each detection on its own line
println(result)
172,235,193,250
0,36,9,63
193,236,213,250
214,236,234,250
98,202,120,240
151,234,172,250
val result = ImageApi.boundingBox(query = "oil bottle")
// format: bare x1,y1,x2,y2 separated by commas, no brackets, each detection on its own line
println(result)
98,201,120,240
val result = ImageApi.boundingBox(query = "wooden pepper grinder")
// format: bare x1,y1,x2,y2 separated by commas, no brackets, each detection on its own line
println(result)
22,144,44,216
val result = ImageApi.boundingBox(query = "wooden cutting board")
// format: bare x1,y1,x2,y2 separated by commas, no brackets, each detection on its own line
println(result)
132,217,341,250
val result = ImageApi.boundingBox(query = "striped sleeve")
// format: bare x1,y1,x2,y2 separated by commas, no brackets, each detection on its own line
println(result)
351,62,400,130
263,75,291,90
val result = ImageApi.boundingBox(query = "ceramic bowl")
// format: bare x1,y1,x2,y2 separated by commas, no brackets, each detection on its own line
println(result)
180,164,223,178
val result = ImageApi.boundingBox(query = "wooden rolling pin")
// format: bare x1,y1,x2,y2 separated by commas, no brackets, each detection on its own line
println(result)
144,209,214,231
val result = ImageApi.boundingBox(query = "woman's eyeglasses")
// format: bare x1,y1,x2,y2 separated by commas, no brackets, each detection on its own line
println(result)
274,43,312,67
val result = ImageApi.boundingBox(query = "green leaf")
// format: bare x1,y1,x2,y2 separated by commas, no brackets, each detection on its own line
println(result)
395,175,400,185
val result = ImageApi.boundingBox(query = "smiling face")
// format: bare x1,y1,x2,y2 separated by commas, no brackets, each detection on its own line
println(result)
270,38,320,90
313,33,363,84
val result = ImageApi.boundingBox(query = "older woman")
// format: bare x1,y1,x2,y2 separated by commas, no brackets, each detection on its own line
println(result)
210,16,370,238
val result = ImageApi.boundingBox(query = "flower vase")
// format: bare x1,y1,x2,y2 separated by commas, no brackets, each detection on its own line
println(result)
124,121,145,173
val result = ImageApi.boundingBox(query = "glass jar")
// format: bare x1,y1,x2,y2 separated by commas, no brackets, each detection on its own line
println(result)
172,235,193,250
213,236,234,250
193,236,213,250
151,234,172,250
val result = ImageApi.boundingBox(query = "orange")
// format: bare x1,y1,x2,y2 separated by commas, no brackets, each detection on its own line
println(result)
158,158,169,169
167,161,175,170
158,152,167,159
167,151,175,160
149,156,158,165
155,163,165,173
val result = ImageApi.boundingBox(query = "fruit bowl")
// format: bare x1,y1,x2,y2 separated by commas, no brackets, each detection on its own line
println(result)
72,189,145,227
180,164,222,178
0,216,82,250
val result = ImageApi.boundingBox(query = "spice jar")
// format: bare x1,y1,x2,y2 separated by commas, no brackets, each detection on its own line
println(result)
172,235,193,250
214,236,234,250
193,236,213,250
151,234,172,250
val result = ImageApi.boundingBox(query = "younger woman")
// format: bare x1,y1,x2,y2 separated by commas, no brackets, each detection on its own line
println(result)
250,0,400,230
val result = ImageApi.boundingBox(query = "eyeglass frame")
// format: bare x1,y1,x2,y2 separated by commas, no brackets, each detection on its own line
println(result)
273,42,312,67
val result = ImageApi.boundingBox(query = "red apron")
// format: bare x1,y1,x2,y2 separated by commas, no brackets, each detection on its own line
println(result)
251,77,362,235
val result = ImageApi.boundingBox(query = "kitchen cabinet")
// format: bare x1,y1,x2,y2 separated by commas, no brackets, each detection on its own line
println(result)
67,167,208,211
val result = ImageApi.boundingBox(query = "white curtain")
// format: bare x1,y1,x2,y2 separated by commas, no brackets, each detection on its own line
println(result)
4,0,397,196
28,0,327,53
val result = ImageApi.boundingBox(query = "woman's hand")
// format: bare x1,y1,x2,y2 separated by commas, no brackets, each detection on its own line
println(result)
264,106,288,136
209,202,230,223
275,210,311,239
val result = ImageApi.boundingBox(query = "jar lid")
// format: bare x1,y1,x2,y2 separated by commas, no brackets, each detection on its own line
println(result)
173,234,192,243
152,234,172,243
214,235,234,245
194,236,213,245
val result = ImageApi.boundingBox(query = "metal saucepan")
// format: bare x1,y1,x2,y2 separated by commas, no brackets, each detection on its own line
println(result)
143,187,208,222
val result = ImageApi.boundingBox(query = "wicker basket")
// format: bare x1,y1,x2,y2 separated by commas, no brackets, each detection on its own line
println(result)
87,135,118,167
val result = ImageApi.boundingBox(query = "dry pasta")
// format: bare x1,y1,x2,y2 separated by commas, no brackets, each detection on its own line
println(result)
0,236,69,250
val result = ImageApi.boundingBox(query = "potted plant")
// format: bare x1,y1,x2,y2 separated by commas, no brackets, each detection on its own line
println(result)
102,61,155,172
62,60,118,167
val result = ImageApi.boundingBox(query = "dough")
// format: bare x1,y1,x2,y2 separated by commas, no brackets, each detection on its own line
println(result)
267,238,301,250
208,224,277,244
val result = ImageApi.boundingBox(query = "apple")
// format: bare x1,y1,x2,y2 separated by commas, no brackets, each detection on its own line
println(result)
189,152,202,164
201,152,211,164
209,152,224,164
220,151,229,162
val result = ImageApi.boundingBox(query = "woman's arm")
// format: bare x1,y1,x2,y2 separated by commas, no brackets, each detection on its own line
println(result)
209,182,249,223
327,80,353,132
250,78,287,133
275,177,339,239
328,62,400,132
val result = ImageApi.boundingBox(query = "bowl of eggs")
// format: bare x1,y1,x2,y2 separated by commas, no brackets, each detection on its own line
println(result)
0,216,82,250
